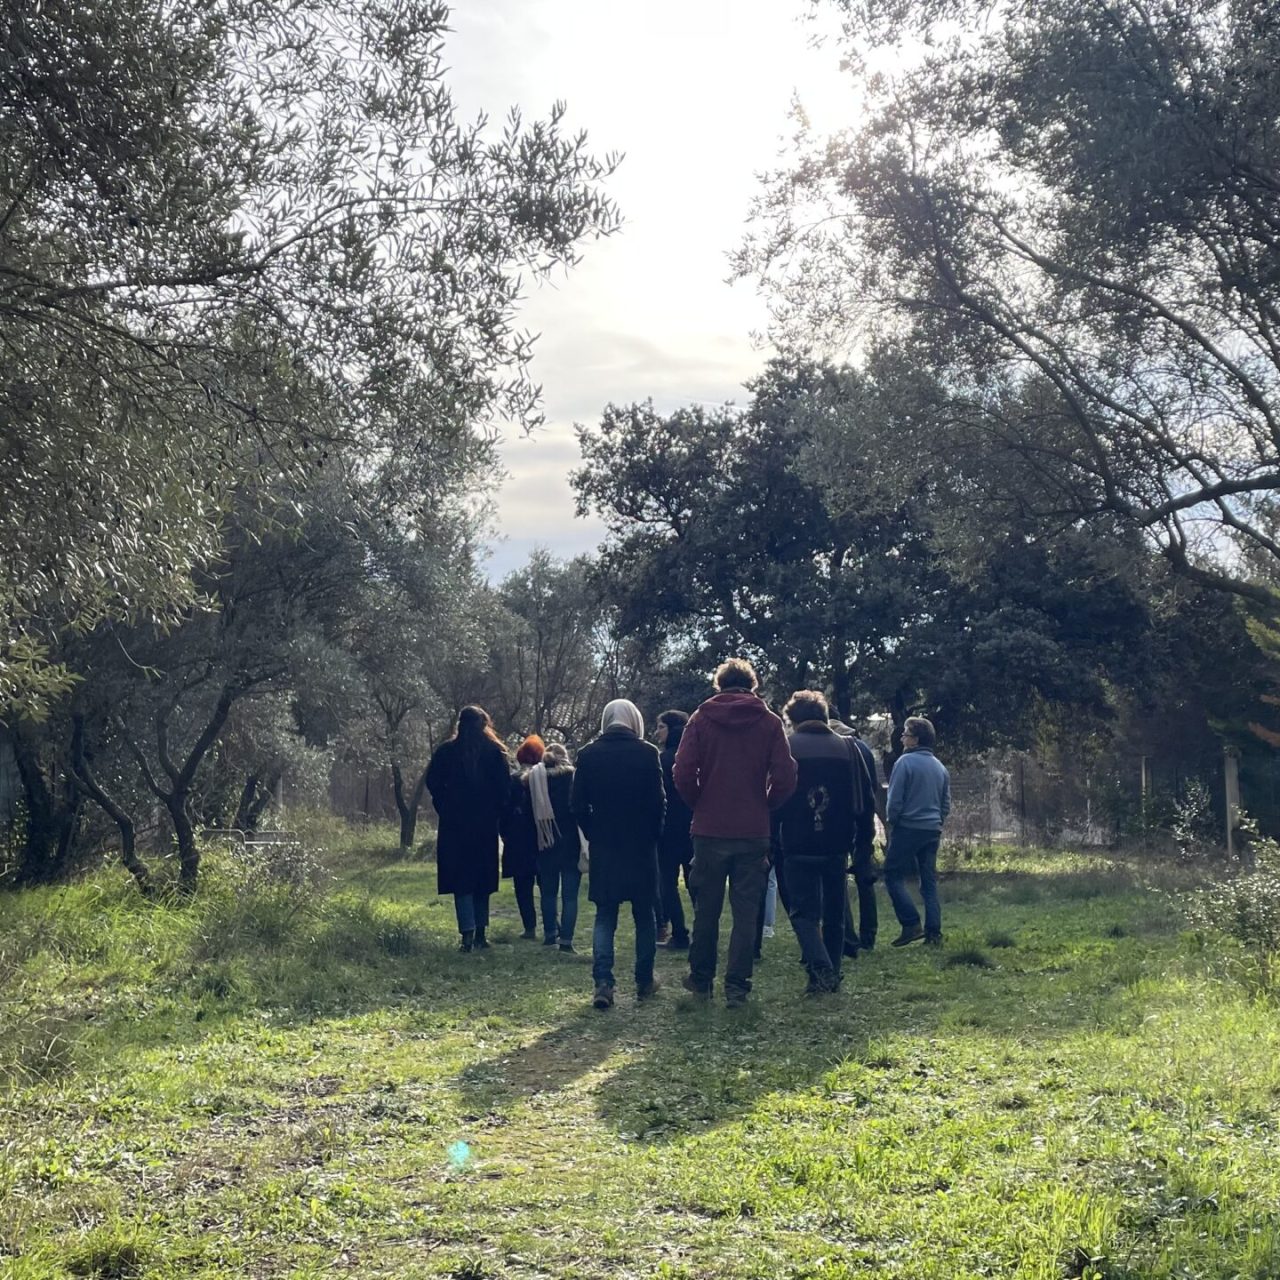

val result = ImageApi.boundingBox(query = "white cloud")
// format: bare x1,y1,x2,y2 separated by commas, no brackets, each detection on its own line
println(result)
445,2,853,574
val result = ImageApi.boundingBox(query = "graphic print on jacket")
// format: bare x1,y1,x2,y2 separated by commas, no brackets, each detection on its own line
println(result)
808,785,831,833
779,722,860,859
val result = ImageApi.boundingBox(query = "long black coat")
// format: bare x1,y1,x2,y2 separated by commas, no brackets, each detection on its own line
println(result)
572,726,665,907
425,737,509,896
500,771,538,881
659,740,693,868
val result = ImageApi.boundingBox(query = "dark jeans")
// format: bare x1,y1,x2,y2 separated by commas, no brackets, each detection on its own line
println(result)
846,843,879,947
688,836,770,994
786,855,846,979
538,864,582,943
453,892,491,935
513,874,537,932
884,827,941,935
658,851,692,941
592,900,657,989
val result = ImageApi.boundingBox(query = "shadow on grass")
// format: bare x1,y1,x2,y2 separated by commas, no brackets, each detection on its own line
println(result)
3,851,1192,1150
449,859,1187,1146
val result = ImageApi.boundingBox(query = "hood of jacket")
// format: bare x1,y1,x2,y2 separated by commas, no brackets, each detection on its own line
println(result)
520,761,574,787
697,690,771,729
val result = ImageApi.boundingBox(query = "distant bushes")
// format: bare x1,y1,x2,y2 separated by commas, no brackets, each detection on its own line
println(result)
1183,836,1280,996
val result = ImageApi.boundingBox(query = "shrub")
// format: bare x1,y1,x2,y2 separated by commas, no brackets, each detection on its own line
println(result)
1171,779,1219,860
1184,838,1280,954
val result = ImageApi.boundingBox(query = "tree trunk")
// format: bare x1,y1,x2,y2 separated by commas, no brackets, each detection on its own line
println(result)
233,774,261,832
885,689,910,775
167,793,199,893
5,722,80,885
830,655,853,723
70,714,150,895
391,760,427,855
148,681,240,893
239,771,280,832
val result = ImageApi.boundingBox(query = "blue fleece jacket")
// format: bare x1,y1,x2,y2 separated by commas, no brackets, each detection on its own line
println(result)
886,748,951,832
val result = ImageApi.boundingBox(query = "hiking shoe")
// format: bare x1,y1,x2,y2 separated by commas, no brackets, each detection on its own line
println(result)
656,925,671,944
843,939,860,958
558,942,577,955
458,931,474,953
592,983,615,1010
860,936,876,952
664,934,690,951
520,927,538,940
681,974,711,999
891,925,925,947
923,932,943,947
637,977,661,1000
725,987,749,1009
804,968,838,996
474,929,491,950
542,934,560,946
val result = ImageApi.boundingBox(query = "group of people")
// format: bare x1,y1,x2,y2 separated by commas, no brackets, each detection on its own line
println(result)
424,658,951,1009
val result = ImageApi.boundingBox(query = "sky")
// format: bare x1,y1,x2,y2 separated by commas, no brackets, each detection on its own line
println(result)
445,1,852,577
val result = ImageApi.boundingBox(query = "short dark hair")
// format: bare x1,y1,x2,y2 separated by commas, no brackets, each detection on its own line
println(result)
784,690,829,725
657,709,689,731
714,658,758,692
904,716,936,748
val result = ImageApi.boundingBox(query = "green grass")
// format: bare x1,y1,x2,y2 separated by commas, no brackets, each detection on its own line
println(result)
1,837,1278,1279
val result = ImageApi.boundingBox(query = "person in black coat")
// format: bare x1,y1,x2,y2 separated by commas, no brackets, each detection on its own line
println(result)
572,699,665,1010
655,710,694,949
830,716,885,953
425,705,511,952
777,690,863,994
500,735,545,939
531,741,583,951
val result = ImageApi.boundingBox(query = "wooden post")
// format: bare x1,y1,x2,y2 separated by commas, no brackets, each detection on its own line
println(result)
1224,746,1241,862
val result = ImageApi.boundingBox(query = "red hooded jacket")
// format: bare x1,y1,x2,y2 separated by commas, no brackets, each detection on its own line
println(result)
672,691,798,839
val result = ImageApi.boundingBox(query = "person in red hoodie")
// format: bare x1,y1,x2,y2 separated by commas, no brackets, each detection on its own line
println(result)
673,658,798,1006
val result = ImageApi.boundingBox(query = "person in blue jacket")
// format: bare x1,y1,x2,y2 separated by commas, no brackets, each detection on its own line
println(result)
884,716,951,947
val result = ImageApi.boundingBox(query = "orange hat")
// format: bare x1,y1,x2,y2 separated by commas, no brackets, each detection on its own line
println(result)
515,734,546,766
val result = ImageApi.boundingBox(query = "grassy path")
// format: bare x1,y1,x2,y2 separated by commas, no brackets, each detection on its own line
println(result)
2,845,1279,1279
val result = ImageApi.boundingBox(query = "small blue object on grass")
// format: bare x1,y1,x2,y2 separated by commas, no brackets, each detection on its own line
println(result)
447,1140,472,1172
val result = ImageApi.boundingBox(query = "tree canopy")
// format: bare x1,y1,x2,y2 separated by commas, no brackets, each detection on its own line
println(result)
739,0,1280,601
1,0,618,715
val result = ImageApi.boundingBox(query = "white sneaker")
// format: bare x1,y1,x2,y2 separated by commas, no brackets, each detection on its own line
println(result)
762,926,775,939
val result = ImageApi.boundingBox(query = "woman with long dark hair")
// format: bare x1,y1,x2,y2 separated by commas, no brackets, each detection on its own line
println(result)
655,709,694,949
425,705,511,951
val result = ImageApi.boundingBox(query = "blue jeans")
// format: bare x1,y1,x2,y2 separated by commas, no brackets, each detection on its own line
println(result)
453,892,490,935
538,865,582,943
592,900,656,989
884,827,941,935
763,867,778,928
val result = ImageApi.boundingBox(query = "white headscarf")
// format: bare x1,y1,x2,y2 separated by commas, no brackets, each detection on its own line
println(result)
601,698,644,738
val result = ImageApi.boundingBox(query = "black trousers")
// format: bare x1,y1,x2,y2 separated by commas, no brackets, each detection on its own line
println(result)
786,854,847,978
843,843,879,948
658,848,693,941
513,873,537,932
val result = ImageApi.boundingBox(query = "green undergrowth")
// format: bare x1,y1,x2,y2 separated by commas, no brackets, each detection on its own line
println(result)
1,837,1278,1278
